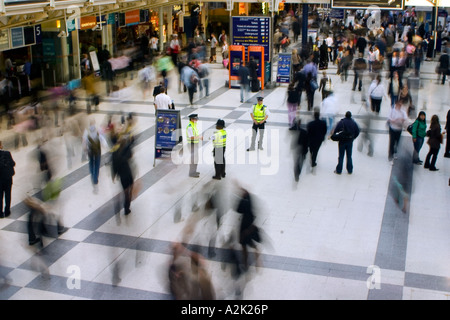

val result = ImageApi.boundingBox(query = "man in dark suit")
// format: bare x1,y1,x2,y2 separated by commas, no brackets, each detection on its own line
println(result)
307,108,327,170
0,141,16,218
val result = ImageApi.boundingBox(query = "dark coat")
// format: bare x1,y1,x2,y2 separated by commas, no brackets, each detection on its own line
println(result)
427,123,443,149
238,65,250,85
0,149,15,181
307,118,327,148
112,143,134,190
334,117,360,142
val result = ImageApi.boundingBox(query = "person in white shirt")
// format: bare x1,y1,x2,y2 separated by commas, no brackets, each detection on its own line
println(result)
368,74,387,114
387,101,408,161
154,86,173,111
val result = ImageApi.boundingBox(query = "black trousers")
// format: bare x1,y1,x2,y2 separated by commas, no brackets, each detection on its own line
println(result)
213,147,226,178
425,147,440,169
0,178,12,216
388,127,402,161
309,143,322,167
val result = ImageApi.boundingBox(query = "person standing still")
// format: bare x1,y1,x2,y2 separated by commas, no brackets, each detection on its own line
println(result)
247,97,269,151
332,111,360,175
211,119,227,180
0,141,15,218
411,111,427,164
424,115,445,171
387,101,408,162
186,114,203,177
210,33,218,63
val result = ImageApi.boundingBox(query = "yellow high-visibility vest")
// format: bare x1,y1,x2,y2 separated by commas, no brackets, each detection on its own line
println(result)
253,104,266,122
186,121,199,143
213,129,227,148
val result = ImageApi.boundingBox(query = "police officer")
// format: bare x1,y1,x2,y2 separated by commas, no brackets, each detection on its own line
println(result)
211,119,227,180
247,96,269,151
186,114,203,177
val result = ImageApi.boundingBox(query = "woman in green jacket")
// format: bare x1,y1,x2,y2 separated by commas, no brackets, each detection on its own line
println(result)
412,111,427,165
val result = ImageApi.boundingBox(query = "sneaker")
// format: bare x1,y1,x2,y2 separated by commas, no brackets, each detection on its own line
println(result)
247,148,255,151
334,170,341,175
429,167,439,171
212,176,221,180
189,173,200,178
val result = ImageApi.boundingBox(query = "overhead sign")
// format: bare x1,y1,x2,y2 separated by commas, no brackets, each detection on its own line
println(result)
125,10,140,26
232,16,271,62
11,27,24,48
80,16,97,30
331,0,403,10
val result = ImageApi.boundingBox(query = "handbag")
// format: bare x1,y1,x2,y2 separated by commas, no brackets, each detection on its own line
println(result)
331,122,353,141
310,79,319,91
406,123,413,135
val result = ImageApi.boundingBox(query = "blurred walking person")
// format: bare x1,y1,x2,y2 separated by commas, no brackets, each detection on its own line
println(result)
82,119,108,193
111,136,135,215
0,141,15,218
291,118,309,182
236,187,262,270
307,108,327,170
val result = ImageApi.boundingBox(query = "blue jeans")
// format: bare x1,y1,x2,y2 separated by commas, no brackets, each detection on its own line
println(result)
240,83,249,102
89,154,101,185
413,136,424,163
336,140,354,174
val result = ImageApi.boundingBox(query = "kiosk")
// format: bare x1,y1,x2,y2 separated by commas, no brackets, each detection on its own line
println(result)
228,45,245,88
248,46,265,90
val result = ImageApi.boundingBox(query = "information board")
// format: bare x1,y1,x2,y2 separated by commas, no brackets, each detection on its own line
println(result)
276,53,292,84
11,27,24,48
154,109,182,165
232,16,271,63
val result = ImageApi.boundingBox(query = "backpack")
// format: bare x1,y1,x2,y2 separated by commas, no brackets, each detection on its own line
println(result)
88,133,101,156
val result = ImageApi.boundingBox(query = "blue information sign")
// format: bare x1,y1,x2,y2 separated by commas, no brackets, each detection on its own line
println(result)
154,109,182,161
11,27,24,48
232,16,271,62
276,53,292,83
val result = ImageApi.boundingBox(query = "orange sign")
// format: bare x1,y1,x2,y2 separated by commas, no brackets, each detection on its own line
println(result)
125,10,140,25
80,16,97,30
